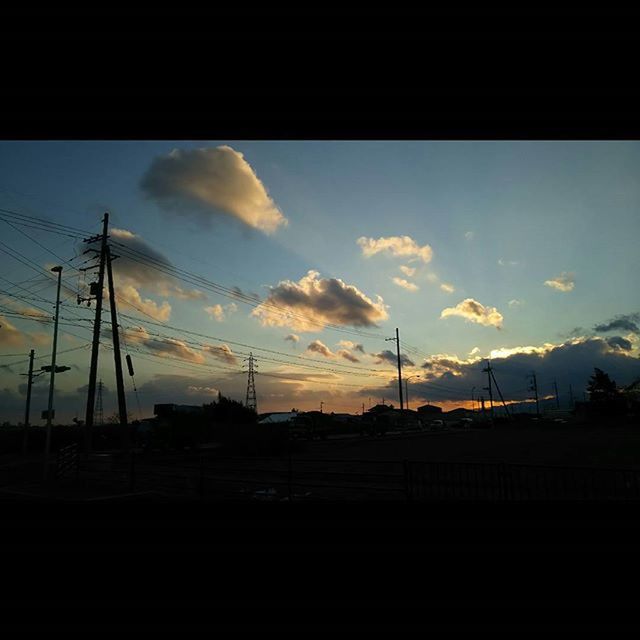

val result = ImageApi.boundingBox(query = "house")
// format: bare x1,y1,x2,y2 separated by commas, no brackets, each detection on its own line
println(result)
416,403,443,417
258,411,299,424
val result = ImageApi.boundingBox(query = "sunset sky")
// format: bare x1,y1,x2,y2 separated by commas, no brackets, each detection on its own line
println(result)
1,141,639,423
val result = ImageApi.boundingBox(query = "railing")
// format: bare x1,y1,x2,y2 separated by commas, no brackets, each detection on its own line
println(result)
55,443,79,481
39,451,640,502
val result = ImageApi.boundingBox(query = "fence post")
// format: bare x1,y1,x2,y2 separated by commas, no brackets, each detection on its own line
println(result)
404,459,411,501
129,449,136,492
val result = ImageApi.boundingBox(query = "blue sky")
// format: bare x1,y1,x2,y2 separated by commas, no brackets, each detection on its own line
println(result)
1,141,639,421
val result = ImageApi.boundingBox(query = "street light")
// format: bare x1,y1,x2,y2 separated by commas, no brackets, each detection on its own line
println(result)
404,374,421,411
43,265,63,481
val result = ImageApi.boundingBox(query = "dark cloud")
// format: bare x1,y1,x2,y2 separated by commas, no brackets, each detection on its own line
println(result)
252,270,388,332
607,336,633,351
306,340,334,359
337,350,360,363
411,337,640,404
374,350,415,368
594,313,640,334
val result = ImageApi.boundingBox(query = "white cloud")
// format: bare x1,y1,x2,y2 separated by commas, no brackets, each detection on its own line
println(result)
399,265,416,277
357,235,433,263
440,283,455,293
140,145,288,233
337,340,365,353
426,273,438,283
205,302,238,322
284,334,300,343
465,231,474,240
392,277,419,292
469,347,481,356
498,258,519,267
544,272,575,292
508,299,524,307
117,284,172,322
337,349,360,363
440,298,504,329
252,270,389,332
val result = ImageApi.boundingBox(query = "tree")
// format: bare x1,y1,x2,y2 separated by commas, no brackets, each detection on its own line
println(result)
587,368,618,402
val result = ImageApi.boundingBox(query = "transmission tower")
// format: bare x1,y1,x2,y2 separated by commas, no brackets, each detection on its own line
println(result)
96,379,104,426
244,352,257,413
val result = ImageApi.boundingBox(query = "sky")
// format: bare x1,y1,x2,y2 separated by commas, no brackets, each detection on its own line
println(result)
1,141,639,423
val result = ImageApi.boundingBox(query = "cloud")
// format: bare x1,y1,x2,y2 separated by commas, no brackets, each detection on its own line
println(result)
144,336,205,364
140,145,288,233
509,299,524,308
117,284,172,322
399,265,416,277
338,340,365,353
0,315,28,347
306,339,335,359
426,273,438,283
357,235,433,263
440,283,455,294
544,272,575,292
94,228,205,306
465,231,474,240
204,343,239,366
440,298,504,329
607,336,633,351
284,334,300,344
469,347,481,356
205,302,238,322
252,270,389,332
392,277,419,292
373,350,415,368
594,313,640,334
337,349,360,363
411,336,640,405
498,259,519,267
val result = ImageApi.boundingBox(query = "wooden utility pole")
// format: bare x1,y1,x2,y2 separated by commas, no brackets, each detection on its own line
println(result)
529,372,540,417
84,213,109,455
386,328,404,411
21,349,35,455
553,379,560,409
106,245,129,450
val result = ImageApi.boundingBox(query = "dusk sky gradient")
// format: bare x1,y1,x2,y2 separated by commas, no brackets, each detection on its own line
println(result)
1,141,639,422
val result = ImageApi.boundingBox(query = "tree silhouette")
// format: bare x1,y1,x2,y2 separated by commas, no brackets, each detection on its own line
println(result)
587,368,618,402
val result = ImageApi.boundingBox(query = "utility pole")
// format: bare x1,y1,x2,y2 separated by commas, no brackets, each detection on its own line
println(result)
529,372,540,417
244,352,257,412
480,396,485,416
489,366,511,419
96,380,104,426
44,266,63,481
83,213,109,455
106,245,129,450
482,360,494,422
471,386,476,413
385,328,404,411
553,379,560,410
320,401,324,413
362,403,365,415
21,349,35,455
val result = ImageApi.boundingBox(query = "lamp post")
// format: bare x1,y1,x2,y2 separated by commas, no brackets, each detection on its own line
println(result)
43,265,63,481
404,375,421,411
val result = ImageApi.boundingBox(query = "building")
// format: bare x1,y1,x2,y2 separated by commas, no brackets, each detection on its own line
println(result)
416,403,443,417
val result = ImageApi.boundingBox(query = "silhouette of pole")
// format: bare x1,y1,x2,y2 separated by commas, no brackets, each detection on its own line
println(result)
386,328,404,410
44,266,63,481
106,245,129,450
244,352,257,412
483,360,494,422
21,349,35,455
490,367,510,419
553,379,560,409
529,372,540,417
84,213,109,455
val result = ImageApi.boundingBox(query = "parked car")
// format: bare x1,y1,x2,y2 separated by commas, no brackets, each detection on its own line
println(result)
430,419,446,430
